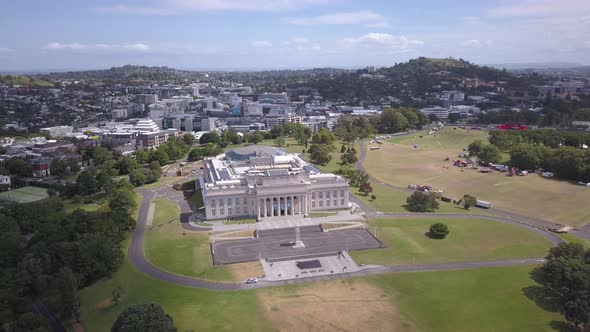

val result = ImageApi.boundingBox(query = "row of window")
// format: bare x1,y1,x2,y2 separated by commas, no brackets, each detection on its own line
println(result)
311,190,346,199
210,197,248,207
311,199,345,208
210,206,249,216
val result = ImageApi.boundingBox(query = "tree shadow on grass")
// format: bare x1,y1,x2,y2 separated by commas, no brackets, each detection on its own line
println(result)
423,232,446,240
522,286,573,332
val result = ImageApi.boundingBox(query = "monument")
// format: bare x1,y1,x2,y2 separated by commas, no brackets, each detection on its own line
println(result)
291,224,306,248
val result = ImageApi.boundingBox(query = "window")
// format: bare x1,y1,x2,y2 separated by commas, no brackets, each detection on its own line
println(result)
211,200,216,207
312,201,316,208
319,192,323,198
227,198,232,206
333,191,337,198
319,201,323,207
211,209,216,216
235,198,240,205
326,191,330,198
219,199,224,207
244,197,247,204
327,200,330,207
341,199,345,206
312,192,315,198
235,207,240,214
334,200,337,206
228,208,232,215
341,190,345,196
220,208,225,215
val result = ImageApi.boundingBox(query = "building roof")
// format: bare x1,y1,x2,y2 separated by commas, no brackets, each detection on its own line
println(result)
225,145,286,161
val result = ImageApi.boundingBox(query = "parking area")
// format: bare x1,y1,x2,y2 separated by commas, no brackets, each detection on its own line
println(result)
212,225,383,265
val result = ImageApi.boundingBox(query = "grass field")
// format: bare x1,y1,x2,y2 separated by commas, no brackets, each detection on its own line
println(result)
370,265,566,332
350,217,551,265
145,198,262,281
560,233,590,248
0,186,49,205
79,244,271,332
364,127,590,227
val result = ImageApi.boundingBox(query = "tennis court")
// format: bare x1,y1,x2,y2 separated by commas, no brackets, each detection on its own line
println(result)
0,186,49,204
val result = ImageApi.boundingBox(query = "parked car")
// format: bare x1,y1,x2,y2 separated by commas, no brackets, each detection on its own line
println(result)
245,278,258,284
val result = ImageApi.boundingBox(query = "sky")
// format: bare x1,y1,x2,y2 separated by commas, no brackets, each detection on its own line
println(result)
0,0,589,71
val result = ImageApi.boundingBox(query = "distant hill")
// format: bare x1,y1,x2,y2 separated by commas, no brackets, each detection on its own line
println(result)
0,75,54,88
44,65,206,81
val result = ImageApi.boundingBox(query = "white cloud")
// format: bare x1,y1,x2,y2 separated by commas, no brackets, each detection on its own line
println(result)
459,39,481,47
99,0,331,14
488,0,590,18
342,33,423,51
284,37,321,52
251,40,273,47
0,47,14,53
46,42,151,52
285,10,391,28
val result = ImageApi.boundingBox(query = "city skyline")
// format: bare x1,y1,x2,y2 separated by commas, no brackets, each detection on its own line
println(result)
1,0,589,70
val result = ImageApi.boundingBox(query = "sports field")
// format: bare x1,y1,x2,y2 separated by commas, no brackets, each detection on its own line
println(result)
363,127,590,227
350,217,552,265
0,186,49,204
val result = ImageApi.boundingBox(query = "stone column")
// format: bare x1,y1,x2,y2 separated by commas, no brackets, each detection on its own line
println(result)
290,196,295,215
304,195,308,215
263,198,267,217
298,195,303,214
257,199,261,219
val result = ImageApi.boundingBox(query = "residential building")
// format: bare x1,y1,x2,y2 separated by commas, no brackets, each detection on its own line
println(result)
40,126,74,138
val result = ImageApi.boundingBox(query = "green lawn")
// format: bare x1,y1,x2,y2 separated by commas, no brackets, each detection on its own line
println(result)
145,198,237,281
0,186,49,204
79,243,271,332
388,126,489,149
350,217,552,265
151,198,179,227
224,218,257,225
560,233,590,248
187,189,204,211
370,265,566,332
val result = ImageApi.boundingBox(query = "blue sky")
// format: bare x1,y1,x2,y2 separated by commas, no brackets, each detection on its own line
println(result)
0,0,589,70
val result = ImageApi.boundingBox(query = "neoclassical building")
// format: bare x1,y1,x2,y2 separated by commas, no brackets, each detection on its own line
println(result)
199,146,349,221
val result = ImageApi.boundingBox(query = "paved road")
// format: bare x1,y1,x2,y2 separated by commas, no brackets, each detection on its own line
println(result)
356,138,590,242
128,171,566,290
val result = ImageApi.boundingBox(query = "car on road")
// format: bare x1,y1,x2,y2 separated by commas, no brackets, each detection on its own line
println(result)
245,278,258,284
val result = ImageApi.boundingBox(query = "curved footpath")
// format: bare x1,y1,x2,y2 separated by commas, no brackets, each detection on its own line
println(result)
129,176,567,291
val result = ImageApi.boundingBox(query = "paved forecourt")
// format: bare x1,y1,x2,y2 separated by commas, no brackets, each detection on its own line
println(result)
212,225,383,265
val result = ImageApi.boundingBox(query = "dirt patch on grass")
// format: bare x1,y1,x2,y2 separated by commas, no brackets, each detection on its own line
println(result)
257,280,416,332
228,261,264,281
94,298,113,311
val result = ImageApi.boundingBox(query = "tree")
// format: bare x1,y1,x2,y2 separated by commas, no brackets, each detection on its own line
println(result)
461,194,477,210
311,128,336,148
4,158,32,177
429,223,450,239
359,182,373,196
532,243,590,330
370,194,376,200
269,126,285,139
448,113,460,123
52,267,80,322
406,191,439,212
111,286,124,305
111,303,177,332
76,170,98,195
467,140,484,157
182,133,195,146
509,143,541,170
247,131,264,144
308,144,332,165
340,150,358,165
135,149,149,164
115,157,139,175
478,144,502,164
340,144,347,153
274,135,286,147
150,149,169,166
199,131,220,145
427,113,438,123
9,313,49,332
108,188,137,212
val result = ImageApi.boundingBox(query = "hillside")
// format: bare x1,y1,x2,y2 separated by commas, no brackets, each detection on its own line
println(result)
43,65,207,82
0,75,54,88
